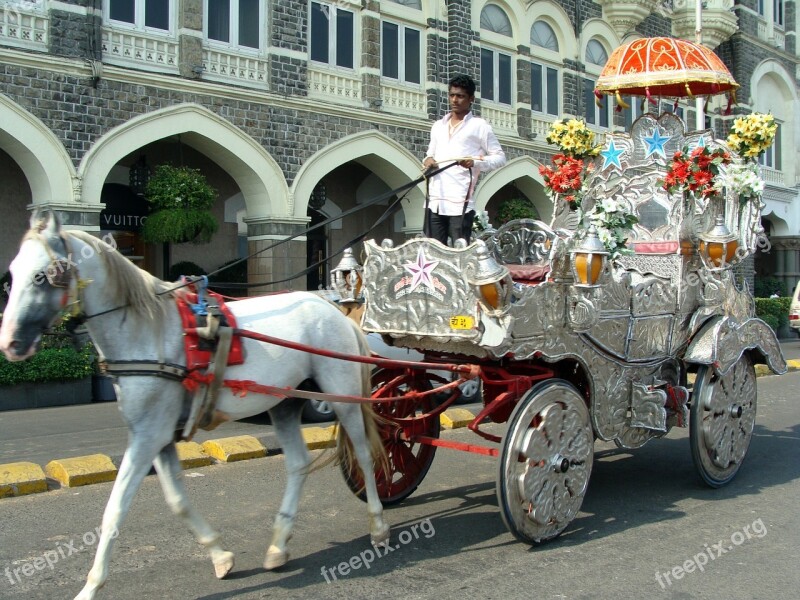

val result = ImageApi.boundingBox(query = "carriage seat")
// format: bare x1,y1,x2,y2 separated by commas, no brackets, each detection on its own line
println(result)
505,264,550,285
484,219,556,286
628,241,691,255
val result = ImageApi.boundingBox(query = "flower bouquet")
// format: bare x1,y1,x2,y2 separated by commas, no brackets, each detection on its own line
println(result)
661,145,732,199
726,113,777,160
539,119,600,210
584,196,638,258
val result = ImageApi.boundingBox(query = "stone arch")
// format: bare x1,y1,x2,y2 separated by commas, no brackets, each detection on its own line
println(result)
291,130,425,228
475,155,552,221
475,0,523,46
79,103,288,218
580,18,620,62
0,95,76,205
525,1,578,58
763,213,790,237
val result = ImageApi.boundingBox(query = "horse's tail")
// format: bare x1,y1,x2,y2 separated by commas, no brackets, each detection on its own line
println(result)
333,319,389,484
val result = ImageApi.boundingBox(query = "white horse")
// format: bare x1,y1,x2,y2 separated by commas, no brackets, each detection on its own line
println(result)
0,213,389,600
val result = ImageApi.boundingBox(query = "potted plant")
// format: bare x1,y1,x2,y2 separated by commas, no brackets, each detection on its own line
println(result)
142,165,218,244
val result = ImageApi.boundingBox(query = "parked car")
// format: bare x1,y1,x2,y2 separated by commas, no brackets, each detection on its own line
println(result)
789,281,800,329
301,332,482,422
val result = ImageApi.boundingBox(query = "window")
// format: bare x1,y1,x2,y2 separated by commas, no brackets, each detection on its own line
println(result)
108,0,170,31
206,0,260,49
531,62,558,115
530,21,559,116
481,48,512,104
757,0,765,16
583,78,610,128
387,0,421,7
583,39,610,128
773,0,784,27
758,122,781,169
382,21,421,84
480,4,512,37
660,102,684,119
531,21,558,52
310,1,354,69
623,96,648,130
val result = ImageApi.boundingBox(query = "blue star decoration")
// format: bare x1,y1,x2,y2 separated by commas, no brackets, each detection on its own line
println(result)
694,135,707,150
601,140,624,170
643,127,672,158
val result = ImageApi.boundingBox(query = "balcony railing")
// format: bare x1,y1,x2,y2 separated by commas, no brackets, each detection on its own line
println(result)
481,104,516,135
203,48,268,88
308,67,361,107
762,166,785,186
380,82,426,117
101,27,179,74
0,4,47,50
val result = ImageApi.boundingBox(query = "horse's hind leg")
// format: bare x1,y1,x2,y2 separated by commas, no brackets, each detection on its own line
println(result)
263,401,309,570
336,404,390,546
153,443,234,579
75,437,165,600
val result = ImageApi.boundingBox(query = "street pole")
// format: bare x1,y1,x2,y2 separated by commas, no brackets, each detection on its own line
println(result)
695,0,705,130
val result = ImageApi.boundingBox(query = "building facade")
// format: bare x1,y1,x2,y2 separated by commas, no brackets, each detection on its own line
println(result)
1,0,798,293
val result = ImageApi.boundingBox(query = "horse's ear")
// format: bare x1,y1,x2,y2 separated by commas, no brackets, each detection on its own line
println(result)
29,210,61,235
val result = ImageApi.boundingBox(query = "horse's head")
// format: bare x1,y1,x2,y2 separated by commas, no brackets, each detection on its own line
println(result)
0,212,75,361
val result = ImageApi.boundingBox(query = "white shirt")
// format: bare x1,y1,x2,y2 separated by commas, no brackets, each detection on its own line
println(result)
425,112,506,216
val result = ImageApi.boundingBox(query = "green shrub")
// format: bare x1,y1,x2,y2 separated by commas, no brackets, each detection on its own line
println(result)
0,320,97,386
496,198,538,225
754,297,791,333
754,277,786,299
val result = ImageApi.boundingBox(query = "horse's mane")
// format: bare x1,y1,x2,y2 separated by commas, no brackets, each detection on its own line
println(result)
64,230,176,320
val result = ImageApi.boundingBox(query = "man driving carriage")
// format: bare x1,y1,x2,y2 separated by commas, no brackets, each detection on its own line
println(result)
422,74,506,246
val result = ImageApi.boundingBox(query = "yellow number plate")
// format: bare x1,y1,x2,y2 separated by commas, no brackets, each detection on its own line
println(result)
449,316,474,330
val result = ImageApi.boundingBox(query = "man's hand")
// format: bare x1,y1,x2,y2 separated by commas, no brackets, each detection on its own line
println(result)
457,159,475,168
423,157,437,169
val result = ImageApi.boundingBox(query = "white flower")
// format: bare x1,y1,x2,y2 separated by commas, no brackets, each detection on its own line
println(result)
600,197,618,213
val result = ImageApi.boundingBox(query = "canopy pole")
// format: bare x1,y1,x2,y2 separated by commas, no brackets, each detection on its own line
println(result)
695,0,705,131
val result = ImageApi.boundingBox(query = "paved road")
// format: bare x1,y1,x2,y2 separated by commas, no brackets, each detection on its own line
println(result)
0,370,798,600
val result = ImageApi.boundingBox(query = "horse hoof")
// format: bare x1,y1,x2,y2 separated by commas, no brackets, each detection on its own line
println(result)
213,551,235,579
264,545,288,570
370,524,390,548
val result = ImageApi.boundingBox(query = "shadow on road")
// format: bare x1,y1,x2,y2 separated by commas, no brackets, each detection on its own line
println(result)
193,418,799,599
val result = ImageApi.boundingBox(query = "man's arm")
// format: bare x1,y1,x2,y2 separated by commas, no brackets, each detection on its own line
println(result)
475,124,506,172
423,123,439,168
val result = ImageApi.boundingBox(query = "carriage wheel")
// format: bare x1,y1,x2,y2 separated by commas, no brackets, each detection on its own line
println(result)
690,355,757,488
497,380,594,544
341,368,442,506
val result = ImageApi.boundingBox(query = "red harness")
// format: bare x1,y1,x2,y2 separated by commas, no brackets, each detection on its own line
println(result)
176,290,245,371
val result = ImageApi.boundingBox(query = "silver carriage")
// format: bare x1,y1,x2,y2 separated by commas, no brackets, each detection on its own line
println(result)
354,113,787,544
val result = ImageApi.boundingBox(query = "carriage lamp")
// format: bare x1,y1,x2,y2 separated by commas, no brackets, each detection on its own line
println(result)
570,226,608,286
467,242,511,310
698,216,739,269
331,247,364,302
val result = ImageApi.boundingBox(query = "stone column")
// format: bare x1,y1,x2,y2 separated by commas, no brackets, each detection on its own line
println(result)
179,0,203,80
245,218,310,294
361,2,381,110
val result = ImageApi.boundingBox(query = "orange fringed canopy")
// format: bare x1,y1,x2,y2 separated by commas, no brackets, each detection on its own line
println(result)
594,37,739,108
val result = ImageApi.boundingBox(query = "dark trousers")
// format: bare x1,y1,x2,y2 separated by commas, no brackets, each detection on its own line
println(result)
427,210,475,246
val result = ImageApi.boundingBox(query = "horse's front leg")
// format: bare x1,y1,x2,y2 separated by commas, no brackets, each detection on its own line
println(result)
153,443,234,578
263,402,309,570
74,437,165,600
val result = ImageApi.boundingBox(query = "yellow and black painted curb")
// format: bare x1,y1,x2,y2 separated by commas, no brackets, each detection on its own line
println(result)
2,361,799,500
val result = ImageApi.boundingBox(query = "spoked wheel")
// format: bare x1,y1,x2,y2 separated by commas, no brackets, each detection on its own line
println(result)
497,380,594,544
690,355,757,487
341,368,442,506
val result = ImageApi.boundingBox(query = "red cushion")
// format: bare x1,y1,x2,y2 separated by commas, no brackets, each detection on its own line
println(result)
506,264,550,284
